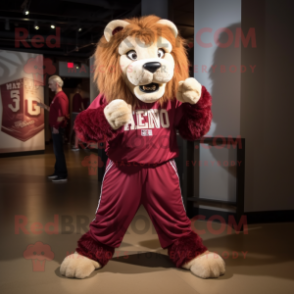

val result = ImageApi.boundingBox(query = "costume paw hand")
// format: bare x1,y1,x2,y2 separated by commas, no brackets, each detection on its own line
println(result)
104,99,132,130
60,252,101,279
176,78,202,105
182,251,226,278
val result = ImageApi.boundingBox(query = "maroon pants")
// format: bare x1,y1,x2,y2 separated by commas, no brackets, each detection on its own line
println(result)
77,159,207,267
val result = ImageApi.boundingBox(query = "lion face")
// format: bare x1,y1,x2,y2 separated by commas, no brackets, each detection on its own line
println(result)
118,35,175,103
94,16,189,106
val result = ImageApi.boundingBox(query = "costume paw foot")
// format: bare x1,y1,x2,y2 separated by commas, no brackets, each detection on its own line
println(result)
182,251,226,278
104,99,132,130
176,78,202,104
60,252,101,279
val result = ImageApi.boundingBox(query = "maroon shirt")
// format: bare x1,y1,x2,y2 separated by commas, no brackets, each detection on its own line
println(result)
75,87,212,165
87,94,193,164
72,93,83,112
49,91,69,128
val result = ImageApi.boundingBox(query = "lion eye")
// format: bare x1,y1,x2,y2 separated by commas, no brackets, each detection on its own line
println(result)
158,49,165,58
127,50,137,61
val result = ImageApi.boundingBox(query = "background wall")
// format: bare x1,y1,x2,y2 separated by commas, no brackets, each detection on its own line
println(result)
90,56,99,103
194,0,294,212
241,0,294,212
194,0,242,208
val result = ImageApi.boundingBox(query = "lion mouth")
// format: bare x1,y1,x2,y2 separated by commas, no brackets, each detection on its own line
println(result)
139,83,159,93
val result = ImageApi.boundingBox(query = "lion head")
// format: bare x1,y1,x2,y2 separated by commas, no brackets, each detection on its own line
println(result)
94,15,189,106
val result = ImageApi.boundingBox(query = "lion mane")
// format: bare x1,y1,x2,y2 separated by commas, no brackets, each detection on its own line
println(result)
93,15,189,107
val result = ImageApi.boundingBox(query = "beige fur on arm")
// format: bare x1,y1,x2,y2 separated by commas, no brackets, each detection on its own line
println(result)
176,78,202,105
103,99,132,130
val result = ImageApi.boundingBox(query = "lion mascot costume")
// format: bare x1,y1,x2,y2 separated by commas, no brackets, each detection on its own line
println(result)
60,15,225,279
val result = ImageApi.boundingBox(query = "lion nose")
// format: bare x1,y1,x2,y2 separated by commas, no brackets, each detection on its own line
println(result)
143,62,161,73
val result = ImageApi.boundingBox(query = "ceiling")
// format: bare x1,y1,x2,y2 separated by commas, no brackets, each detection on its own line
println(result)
0,0,194,58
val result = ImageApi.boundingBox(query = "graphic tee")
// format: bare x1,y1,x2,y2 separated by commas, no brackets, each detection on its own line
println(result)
88,94,186,165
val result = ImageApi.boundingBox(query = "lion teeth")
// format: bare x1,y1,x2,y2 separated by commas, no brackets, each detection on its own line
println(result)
143,85,156,91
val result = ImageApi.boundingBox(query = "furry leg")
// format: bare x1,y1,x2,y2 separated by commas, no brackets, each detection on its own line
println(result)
168,231,226,278
168,231,207,268
76,231,115,267
60,231,115,279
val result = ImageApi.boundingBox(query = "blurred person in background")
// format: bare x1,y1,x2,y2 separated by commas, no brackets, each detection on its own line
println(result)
38,75,69,183
70,84,84,151
82,97,90,110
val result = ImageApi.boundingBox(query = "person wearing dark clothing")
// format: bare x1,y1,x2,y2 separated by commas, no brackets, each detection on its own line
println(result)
70,85,84,151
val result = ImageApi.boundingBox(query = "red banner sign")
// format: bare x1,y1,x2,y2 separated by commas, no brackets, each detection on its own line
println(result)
1,78,44,141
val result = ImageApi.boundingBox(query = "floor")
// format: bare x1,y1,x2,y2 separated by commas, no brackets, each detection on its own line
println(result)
0,145,293,294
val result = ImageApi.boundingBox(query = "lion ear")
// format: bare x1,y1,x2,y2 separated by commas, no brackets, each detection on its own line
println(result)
104,20,130,42
156,19,178,38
